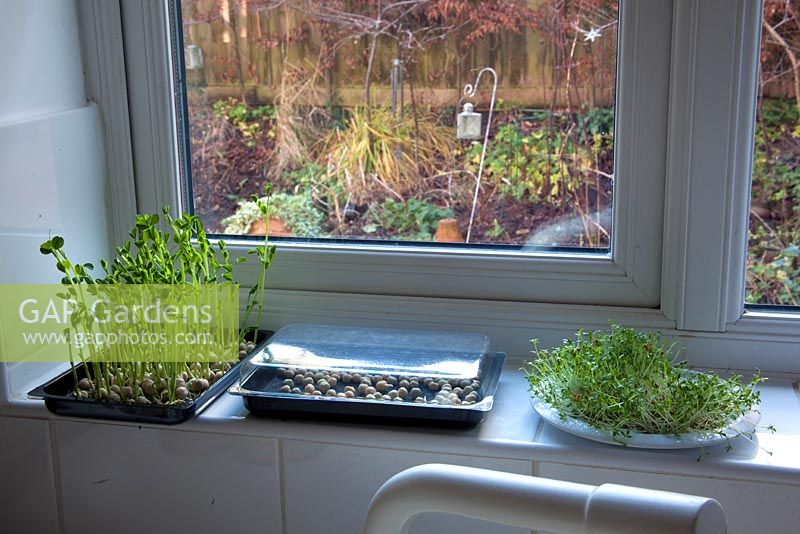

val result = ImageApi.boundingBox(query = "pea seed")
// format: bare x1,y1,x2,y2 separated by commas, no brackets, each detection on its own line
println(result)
399,380,410,388
143,380,157,397
464,386,474,395
314,372,324,381
326,389,337,397
303,377,314,386
460,379,471,388
388,390,398,399
365,394,375,400
352,373,362,382
135,396,150,405
291,388,302,394
344,385,356,394
375,380,389,392
319,381,331,393
78,390,89,399
293,374,304,384
279,385,292,393
175,386,188,400
414,397,426,403
78,378,91,390
453,387,464,398
327,377,338,387
358,384,368,395
282,379,294,387
108,392,121,402
374,392,383,400
428,382,439,391
392,397,404,402
410,387,422,400
409,381,419,389
397,387,408,399
344,390,355,398
342,373,353,383
366,386,376,395
312,390,322,396
304,384,316,394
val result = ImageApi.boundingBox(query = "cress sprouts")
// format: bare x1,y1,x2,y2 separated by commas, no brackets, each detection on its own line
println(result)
524,323,765,444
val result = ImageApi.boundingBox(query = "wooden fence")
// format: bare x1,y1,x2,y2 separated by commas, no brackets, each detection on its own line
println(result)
181,0,617,108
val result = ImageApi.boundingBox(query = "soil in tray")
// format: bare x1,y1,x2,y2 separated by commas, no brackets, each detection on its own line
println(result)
243,366,484,406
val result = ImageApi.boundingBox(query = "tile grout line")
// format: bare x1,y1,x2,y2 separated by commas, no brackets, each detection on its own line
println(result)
48,420,66,534
277,438,288,534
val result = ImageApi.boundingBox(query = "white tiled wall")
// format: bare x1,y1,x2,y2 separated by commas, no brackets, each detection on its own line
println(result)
281,440,532,534
0,417,59,533
53,420,283,534
3,417,800,533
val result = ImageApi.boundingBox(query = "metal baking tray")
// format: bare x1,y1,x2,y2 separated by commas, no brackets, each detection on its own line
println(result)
229,324,505,427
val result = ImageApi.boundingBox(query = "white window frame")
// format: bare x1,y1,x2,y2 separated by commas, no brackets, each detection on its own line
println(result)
122,0,672,307
100,0,799,375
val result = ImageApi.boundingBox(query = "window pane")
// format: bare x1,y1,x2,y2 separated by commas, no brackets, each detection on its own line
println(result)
178,0,617,249
749,1,800,306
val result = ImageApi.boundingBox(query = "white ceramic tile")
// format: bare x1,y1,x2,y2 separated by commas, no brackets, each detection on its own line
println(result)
54,420,282,534
0,416,59,533
282,439,532,534
538,462,800,534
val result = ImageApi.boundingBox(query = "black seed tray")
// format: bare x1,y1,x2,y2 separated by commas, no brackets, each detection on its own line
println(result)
28,332,271,425
231,352,505,428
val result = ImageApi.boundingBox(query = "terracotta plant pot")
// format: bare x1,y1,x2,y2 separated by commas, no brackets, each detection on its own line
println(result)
435,218,464,243
249,217,292,237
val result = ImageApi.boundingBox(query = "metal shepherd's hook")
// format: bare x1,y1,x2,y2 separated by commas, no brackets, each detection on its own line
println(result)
462,67,498,243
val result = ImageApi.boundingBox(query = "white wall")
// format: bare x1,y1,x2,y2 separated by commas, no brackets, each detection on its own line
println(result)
0,0,110,398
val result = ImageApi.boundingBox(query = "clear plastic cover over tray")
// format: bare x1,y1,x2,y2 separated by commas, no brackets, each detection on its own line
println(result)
231,325,504,425
240,324,490,381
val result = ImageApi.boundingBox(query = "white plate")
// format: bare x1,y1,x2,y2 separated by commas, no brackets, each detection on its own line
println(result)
532,398,761,449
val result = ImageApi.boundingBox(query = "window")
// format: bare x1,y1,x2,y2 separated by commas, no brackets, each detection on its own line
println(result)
178,0,618,252
748,1,800,309
112,0,800,375
151,0,672,307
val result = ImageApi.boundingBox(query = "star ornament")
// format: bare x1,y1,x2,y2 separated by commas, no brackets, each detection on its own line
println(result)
583,27,602,42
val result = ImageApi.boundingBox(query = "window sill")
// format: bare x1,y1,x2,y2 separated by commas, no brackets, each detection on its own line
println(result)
4,365,799,487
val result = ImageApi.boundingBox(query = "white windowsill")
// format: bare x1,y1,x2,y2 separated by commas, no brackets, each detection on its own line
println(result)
3,365,800,487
